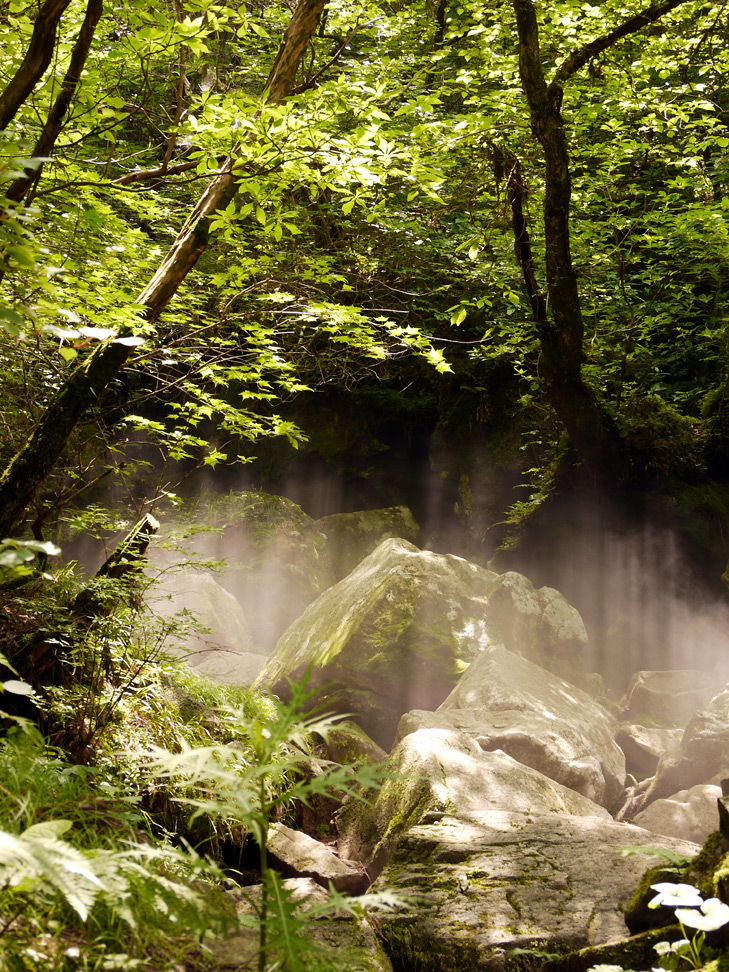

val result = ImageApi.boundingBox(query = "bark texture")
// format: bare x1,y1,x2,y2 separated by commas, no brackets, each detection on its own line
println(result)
7,0,104,202
0,0,327,538
0,0,73,131
509,0,695,481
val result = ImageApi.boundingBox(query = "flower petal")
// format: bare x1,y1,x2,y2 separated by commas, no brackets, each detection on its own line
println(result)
676,904,729,931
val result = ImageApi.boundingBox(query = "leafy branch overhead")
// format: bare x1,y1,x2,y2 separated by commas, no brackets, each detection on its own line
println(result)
0,0,726,532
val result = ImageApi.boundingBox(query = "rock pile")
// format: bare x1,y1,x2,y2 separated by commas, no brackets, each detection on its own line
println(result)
153,492,729,972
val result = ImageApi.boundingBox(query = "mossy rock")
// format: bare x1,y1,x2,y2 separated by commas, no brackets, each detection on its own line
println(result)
316,506,420,581
154,490,330,652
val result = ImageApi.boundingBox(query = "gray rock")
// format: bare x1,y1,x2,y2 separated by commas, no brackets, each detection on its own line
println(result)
254,539,594,748
434,644,625,808
317,721,388,768
208,878,392,971
267,823,369,894
632,784,722,844
487,574,589,682
627,669,724,728
643,684,729,804
336,727,611,881
254,538,500,746
615,724,683,781
148,568,267,684
372,813,699,972
316,506,419,581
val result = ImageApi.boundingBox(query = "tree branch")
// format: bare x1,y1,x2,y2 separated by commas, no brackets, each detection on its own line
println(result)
551,0,698,88
6,0,104,203
0,0,73,130
0,0,328,539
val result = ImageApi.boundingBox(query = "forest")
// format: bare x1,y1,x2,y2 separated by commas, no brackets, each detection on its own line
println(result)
3,0,729,968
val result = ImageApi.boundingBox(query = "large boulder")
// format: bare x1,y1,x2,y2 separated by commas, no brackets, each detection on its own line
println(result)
153,491,330,653
336,727,611,881
431,644,625,808
486,572,589,681
372,813,699,972
315,506,419,582
642,684,729,805
254,539,499,746
632,784,722,844
148,568,267,684
254,539,593,748
615,723,683,781
626,670,724,728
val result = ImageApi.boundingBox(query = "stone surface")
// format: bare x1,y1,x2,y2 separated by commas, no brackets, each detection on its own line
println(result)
254,539,593,748
433,644,625,808
153,491,330,653
316,506,419,582
632,783,722,844
486,573,589,682
208,878,393,971
336,727,611,881
626,669,724,728
372,812,699,972
254,538,500,746
267,823,369,894
317,721,388,768
641,684,729,806
615,723,683,781
148,568,268,684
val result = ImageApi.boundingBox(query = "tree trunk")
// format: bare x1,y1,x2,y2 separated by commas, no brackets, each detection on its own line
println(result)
513,0,629,482
510,0,694,481
6,0,104,203
0,0,73,131
0,0,328,539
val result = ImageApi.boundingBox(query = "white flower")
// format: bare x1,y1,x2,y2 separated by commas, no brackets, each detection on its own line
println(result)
649,882,704,909
653,941,671,955
676,897,729,932
586,965,624,972
669,939,690,954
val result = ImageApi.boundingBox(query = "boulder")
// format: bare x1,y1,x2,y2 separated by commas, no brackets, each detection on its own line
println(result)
315,506,419,581
627,670,725,728
315,721,388,768
336,727,611,881
615,724,683,781
148,568,267,684
632,784,722,844
486,573,589,682
254,539,499,746
432,644,625,808
372,813,699,972
267,823,369,894
209,878,392,971
642,684,729,805
254,539,593,748
154,491,330,652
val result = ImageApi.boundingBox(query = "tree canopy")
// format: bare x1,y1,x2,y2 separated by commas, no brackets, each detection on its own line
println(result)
1,0,728,539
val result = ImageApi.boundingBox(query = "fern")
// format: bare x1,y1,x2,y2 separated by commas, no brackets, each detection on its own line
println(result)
0,821,103,921
145,674,403,971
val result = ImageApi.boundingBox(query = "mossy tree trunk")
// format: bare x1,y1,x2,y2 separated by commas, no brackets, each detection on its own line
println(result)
511,0,691,483
6,0,104,203
0,0,328,539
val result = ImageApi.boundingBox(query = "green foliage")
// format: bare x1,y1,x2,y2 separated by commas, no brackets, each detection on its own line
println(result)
145,674,399,971
0,722,235,971
0,671,401,972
